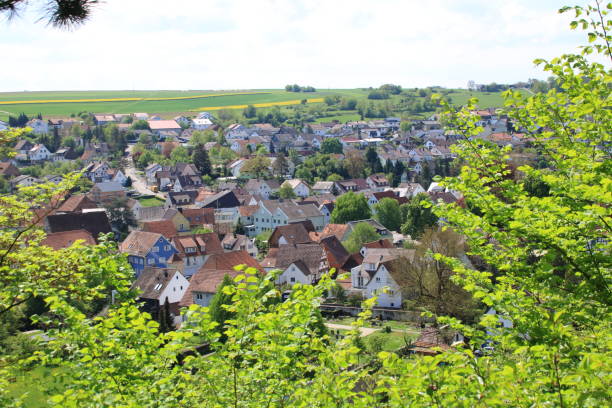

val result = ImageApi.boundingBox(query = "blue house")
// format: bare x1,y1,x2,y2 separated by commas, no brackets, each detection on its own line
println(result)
120,231,177,276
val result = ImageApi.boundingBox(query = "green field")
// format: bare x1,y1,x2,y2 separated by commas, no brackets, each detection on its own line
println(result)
0,88,511,122
138,196,165,207
0,89,368,120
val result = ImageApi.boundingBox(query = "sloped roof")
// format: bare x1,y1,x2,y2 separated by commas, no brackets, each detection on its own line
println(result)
180,268,240,306
268,221,315,248
120,231,164,257
238,205,259,217
148,120,181,130
41,229,95,250
201,250,262,272
142,220,178,238
46,211,112,240
56,194,98,213
262,244,324,275
363,239,394,250
171,233,223,256
320,224,350,241
180,207,215,225
319,235,350,271
132,268,179,301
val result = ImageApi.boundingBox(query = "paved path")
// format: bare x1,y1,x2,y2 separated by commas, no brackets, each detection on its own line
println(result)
125,145,165,199
325,323,379,337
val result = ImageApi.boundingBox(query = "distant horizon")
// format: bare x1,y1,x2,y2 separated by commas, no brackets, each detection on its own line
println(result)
0,0,586,92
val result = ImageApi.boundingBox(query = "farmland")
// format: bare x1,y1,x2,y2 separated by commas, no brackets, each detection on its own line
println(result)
0,89,367,120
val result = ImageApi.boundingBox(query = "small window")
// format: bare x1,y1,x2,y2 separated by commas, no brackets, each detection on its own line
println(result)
290,277,295,283
390,302,394,307
152,247,159,253
376,277,381,282
148,258,154,265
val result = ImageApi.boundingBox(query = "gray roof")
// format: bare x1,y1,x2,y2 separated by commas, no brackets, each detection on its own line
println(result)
262,200,322,220
131,268,178,300
94,181,124,192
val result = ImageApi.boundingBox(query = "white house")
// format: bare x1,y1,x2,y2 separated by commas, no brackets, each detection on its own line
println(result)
245,179,280,200
27,119,49,135
227,158,246,178
278,261,314,286
133,113,149,121
251,200,325,236
350,248,414,308
145,163,163,184
132,268,189,326
10,174,39,190
192,118,213,131
281,179,310,198
28,144,52,162
0,120,7,131
196,112,215,120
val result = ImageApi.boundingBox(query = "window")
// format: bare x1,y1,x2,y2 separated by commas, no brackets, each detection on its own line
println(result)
290,277,295,283
390,302,394,307
180,286,183,290
152,246,159,253
158,257,165,264
186,247,196,253
148,258,154,265
164,245,171,251
376,277,381,282
153,283,162,291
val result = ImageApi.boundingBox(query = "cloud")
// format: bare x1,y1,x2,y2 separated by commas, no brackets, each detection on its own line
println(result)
0,0,587,91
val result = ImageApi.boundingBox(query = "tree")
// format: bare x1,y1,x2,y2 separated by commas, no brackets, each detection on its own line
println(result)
330,191,371,224
131,120,150,130
320,138,343,154
278,184,296,199
344,222,381,253
1,0,101,28
400,193,438,239
104,197,137,237
343,150,366,179
169,145,190,163
123,176,132,188
374,197,402,232
207,274,236,341
271,153,289,177
243,105,256,118
192,144,211,175
241,155,271,179
392,228,479,322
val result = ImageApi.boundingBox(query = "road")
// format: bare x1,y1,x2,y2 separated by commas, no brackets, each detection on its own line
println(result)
125,145,166,199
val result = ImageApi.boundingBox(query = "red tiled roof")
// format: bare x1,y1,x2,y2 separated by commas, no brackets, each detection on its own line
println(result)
142,220,178,238
41,229,95,250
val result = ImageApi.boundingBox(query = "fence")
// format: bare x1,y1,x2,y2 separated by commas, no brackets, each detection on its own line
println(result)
320,303,433,324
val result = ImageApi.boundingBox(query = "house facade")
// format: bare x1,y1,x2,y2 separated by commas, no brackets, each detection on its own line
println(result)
120,231,178,277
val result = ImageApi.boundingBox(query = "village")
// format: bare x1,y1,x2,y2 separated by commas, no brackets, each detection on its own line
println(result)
1,107,526,354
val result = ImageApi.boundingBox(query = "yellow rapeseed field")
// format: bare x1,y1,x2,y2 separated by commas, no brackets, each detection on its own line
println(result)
196,98,324,111
0,92,269,105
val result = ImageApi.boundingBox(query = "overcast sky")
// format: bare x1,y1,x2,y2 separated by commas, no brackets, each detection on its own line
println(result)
0,0,588,92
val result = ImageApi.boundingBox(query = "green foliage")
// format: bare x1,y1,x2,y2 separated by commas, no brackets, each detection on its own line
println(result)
169,145,190,163
330,191,371,224
344,222,381,253
104,197,137,236
192,144,212,175
207,274,236,340
278,184,296,199
374,197,402,232
241,155,271,179
131,120,150,130
294,153,345,183
320,138,343,154
400,193,438,239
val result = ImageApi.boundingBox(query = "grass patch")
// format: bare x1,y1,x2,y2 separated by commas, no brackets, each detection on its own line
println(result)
6,366,67,407
365,331,417,352
138,196,165,207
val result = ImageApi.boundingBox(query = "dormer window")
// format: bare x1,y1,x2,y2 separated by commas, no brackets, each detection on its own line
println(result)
185,247,196,253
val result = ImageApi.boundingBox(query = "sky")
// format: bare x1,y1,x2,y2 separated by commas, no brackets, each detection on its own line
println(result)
0,0,590,91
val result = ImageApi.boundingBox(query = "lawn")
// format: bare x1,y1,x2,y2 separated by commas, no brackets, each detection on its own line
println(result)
365,331,417,352
6,366,67,407
138,196,165,207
